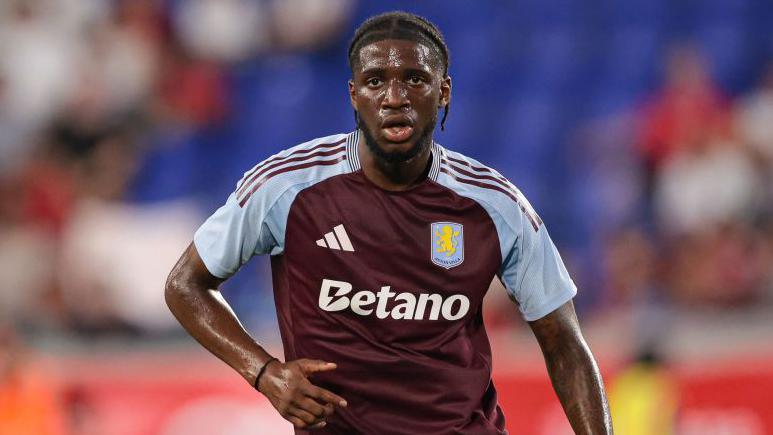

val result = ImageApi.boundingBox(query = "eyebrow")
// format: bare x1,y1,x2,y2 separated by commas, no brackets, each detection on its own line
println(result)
403,67,433,77
358,66,436,78
359,67,386,77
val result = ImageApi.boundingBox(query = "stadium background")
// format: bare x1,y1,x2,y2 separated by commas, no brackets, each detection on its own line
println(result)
1,0,772,433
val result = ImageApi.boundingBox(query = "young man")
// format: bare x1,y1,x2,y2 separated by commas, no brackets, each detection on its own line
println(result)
166,11,613,434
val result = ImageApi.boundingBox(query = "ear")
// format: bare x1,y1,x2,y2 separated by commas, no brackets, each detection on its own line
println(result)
439,75,452,108
348,79,358,111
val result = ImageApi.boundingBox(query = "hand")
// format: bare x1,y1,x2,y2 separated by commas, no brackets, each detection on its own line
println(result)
257,358,348,430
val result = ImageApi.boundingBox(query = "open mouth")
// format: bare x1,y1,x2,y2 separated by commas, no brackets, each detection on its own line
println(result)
381,117,414,143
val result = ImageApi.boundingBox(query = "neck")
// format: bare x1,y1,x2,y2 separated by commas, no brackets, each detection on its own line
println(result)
358,133,433,191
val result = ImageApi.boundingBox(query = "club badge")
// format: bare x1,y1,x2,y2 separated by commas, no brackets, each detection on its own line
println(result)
431,222,464,269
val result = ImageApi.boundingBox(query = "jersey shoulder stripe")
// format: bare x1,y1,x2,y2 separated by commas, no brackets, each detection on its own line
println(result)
236,133,349,207
444,154,509,183
236,137,346,196
238,153,347,207
435,146,543,231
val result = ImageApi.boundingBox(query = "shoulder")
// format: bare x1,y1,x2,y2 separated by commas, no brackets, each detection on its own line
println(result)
434,145,543,232
234,132,354,208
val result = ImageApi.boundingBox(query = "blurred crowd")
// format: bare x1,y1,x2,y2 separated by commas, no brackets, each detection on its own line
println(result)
0,0,354,338
597,47,773,313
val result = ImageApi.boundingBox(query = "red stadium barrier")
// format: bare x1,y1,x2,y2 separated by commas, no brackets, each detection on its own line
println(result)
47,353,773,434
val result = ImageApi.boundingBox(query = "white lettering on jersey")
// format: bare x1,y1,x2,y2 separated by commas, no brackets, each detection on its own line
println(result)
318,279,470,321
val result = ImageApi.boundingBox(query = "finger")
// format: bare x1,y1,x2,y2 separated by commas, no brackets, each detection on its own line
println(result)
297,359,338,375
309,421,327,430
288,406,320,426
296,396,330,419
303,388,343,415
320,402,336,417
286,415,307,429
305,384,348,408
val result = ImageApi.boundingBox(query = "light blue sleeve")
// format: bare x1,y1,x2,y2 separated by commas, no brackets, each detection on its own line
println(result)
193,190,279,279
498,200,577,322
191,132,353,279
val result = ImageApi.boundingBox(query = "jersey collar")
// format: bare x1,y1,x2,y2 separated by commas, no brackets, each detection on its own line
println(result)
347,130,442,182
346,130,362,172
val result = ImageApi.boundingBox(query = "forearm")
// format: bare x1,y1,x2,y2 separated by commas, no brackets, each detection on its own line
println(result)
165,244,275,385
543,335,612,435
530,301,613,434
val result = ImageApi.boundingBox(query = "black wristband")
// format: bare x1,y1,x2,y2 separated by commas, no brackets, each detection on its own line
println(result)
254,357,279,391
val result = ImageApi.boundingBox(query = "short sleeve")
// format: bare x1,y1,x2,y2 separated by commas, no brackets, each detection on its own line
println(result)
193,190,278,279
499,200,577,322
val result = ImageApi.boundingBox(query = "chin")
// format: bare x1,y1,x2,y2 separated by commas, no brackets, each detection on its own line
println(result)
374,140,425,164
360,121,432,164
378,138,415,152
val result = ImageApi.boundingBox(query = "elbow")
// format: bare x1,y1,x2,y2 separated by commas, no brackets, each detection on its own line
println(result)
164,269,186,313
164,243,219,319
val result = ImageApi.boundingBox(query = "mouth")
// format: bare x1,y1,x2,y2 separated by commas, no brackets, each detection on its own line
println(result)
380,116,415,143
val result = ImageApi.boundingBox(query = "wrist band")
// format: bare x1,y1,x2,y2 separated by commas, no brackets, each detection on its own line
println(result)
254,357,279,390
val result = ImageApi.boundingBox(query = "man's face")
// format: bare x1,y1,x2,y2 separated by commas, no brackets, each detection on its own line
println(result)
349,39,451,163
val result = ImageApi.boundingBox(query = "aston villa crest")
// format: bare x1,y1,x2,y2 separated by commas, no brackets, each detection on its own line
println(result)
431,222,464,269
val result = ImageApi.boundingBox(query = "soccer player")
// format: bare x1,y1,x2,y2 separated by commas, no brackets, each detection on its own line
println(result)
165,11,613,434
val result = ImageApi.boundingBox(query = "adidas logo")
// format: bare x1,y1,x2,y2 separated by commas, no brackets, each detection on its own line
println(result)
316,224,355,252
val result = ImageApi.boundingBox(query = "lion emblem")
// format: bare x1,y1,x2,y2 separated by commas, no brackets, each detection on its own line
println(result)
435,225,461,257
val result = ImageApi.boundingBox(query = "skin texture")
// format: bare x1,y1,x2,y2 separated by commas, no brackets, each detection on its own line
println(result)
166,37,613,432
529,300,614,434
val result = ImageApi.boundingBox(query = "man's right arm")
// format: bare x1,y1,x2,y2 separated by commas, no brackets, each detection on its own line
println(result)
165,242,270,384
165,243,347,429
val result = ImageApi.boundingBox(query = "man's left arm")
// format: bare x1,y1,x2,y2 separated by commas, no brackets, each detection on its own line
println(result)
529,300,613,435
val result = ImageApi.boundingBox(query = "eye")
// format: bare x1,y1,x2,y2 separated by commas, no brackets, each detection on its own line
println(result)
408,76,424,85
367,78,383,87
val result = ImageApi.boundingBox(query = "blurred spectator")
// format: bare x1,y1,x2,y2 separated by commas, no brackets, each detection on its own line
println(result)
43,125,200,335
57,196,199,335
666,224,765,306
0,0,83,128
154,41,229,126
603,228,660,306
736,62,773,212
174,0,269,62
0,176,61,329
271,0,355,51
609,348,679,435
0,324,66,435
653,134,761,235
637,45,728,184
602,228,672,353
83,12,159,118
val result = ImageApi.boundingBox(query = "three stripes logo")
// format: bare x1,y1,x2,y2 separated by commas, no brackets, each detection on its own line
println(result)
316,224,355,252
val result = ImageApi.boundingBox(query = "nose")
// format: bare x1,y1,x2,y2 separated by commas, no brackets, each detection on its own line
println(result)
381,79,409,110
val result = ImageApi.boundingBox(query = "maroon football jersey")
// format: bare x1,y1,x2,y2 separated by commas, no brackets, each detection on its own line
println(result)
194,131,577,434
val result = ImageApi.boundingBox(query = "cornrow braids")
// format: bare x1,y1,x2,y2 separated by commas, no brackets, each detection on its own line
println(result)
348,11,450,76
348,11,452,130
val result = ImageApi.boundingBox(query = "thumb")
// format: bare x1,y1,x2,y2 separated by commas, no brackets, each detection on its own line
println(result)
297,359,337,375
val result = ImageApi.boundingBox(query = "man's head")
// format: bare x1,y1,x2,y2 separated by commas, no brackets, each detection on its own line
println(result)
348,12,451,164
